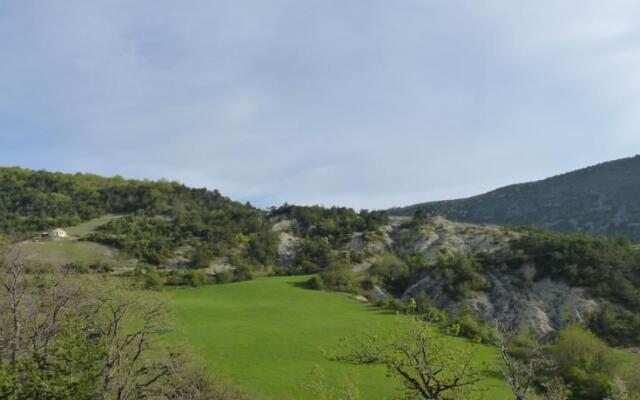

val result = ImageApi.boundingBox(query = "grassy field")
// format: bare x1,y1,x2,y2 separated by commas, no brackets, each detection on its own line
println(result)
170,276,512,400
15,240,134,267
14,215,134,268
63,214,122,237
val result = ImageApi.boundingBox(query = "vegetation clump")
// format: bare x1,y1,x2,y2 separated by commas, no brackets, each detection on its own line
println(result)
0,255,249,400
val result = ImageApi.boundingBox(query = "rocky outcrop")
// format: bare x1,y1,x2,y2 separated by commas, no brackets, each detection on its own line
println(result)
404,270,599,335
272,218,300,266
396,217,599,335
408,216,513,261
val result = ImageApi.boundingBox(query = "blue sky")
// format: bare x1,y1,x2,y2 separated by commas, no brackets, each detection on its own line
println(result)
1,1,639,209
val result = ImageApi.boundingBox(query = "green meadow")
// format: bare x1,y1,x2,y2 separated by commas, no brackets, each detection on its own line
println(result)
63,214,122,237
15,240,127,267
170,276,511,400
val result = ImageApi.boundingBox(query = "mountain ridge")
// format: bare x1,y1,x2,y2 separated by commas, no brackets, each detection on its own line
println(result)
390,155,640,240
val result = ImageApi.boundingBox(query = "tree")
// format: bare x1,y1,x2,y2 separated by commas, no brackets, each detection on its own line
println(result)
142,267,165,290
0,253,246,399
413,209,429,226
494,323,556,400
330,316,481,400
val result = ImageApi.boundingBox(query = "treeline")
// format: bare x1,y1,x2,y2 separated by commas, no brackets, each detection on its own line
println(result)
271,204,388,244
87,210,277,267
0,167,194,234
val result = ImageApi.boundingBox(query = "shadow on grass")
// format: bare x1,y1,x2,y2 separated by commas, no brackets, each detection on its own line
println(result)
481,368,504,380
286,279,311,289
363,305,397,315
284,279,399,315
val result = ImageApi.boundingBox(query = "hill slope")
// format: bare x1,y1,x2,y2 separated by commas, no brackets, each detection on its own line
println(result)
170,275,511,400
365,216,640,347
390,155,640,240
0,167,276,266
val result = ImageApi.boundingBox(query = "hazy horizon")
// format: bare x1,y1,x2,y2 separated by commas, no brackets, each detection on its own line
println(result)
2,1,640,209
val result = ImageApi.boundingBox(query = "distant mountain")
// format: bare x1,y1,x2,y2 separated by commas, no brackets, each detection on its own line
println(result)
390,155,640,240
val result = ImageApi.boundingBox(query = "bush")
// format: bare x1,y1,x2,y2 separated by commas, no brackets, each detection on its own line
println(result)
62,262,89,273
318,261,359,294
376,298,406,311
549,325,640,400
412,292,448,324
142,268,165,290
190,246,213,269
184,271,207,287
165,270,209,287
88,261,114,273
233,264,254,282
306,275,324,290
370,253,411,294
216,270,233,284
435,252,487,299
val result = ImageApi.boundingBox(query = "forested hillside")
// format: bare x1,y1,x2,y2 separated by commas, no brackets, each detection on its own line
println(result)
390,155,640,240
0,167,275,266
0,168,387,270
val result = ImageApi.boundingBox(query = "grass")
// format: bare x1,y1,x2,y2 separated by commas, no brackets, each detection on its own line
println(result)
169,276,512,400
15,240,132,267
14,215,135,268
63,214,122,237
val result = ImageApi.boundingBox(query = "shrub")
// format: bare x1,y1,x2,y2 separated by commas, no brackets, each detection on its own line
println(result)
190,246,213,269
216,270,233,284
184,271,207,287
306,275,324,290
413,292,448,324
370,253,411,294
62,262,89,273
165,270,209,287
318,261,359,294
142,268,165,290
233,264,254,282
88,260,114,273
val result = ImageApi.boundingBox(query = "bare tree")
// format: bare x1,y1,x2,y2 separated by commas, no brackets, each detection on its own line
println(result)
493,323,556,400
330,316,481,400
0,251,248,400
0,250,28,366
96,293,171,400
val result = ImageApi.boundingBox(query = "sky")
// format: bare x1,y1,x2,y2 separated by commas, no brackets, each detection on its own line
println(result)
1,1,640,209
